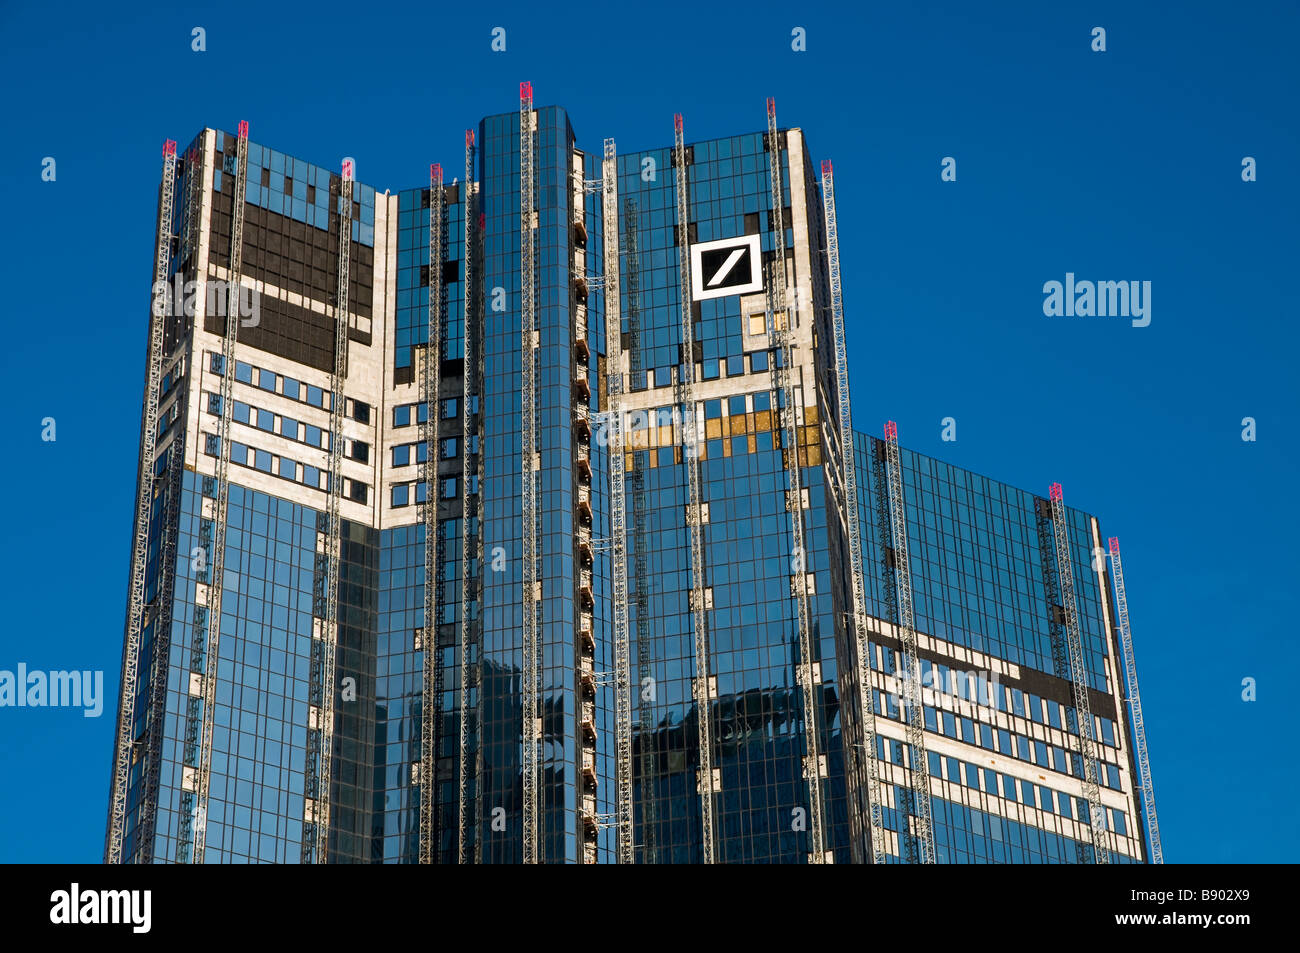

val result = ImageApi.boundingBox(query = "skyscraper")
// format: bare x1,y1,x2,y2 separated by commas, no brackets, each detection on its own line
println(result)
107,88,1158,864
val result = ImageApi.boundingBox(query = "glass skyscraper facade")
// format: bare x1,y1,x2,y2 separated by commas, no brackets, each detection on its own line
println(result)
107,95,1152,864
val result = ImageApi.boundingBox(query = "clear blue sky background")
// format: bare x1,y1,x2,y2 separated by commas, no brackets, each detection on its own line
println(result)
1,0,1295,863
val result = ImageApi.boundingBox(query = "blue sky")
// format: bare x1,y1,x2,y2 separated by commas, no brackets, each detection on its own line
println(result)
1,0,1295,863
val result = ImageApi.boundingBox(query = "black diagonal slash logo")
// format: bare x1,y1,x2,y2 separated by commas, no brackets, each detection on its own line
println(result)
691,234,763,301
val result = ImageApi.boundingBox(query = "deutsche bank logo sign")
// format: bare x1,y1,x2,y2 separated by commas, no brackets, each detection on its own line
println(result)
690,234,763,301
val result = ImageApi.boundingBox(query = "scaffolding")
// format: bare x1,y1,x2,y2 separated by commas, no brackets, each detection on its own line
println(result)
181,120,249,865
673,112,718,863
1048,483,1109,864
819,160,887,865
457,131,481,865
624,199,658,864
107,138,177,864
419,162,446,865
602,138,634,864
301,156,354,864
764,98,827,863
519,81,541,864
1108,536,1162,863
882,421,936,863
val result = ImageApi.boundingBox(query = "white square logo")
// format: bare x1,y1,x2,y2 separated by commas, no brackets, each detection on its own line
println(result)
690,234,763,301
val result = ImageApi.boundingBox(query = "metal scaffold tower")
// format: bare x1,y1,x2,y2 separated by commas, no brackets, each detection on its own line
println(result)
764,98,827,863
882,421,935,863
602,138,634,864
181,120,249,865
519,81,541,864
303,155,354,864
673,111,718,864
624,199,658,864
1108,536,1162,864
419,162,446,865
1048,483,1110,864
458,130,481,865
819,160,887,865
139,142,205,864
108,137,178,865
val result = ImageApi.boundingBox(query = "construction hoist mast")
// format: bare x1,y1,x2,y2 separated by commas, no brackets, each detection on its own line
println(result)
139,142,206,864
819,160,887,865
419,162,446,865
457,130,480,865
303,156,355,864
1108,536,1161,864
1048,483,1109,864
183,120,249,864
602,138,634,864
673,111,718,863
519,81,541,865
108,137,178,864
764,98,827,864
882,421,936,863
624,200,658,864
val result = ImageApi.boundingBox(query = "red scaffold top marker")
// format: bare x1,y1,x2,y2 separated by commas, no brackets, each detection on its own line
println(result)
520,81,533,101
1049,482,1063,502
767,97,776,116
164,140,177,157
431,163,442,184
238,120,248,139
821,159,832,177
466,129,475,148
674,113,683,133
884,421,898,440
1108,536,1120,554
341,159,354,182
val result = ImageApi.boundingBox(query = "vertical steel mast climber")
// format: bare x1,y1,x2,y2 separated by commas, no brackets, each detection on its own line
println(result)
303,156,355,864
182,120,249,865
519,81,541,865
764,98,828,864
419,162,446,865
602,138,635,864
882,421,936,863
1049,483,1109,864
672,111,718,863
624,199,658,863
107,138,178,864
1108,536,1162,864
457,130,481,865
819,160,887,865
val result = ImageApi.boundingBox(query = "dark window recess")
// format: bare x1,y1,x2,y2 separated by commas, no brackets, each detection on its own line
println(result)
307,184,316,203
204,434,220,456
350,400,371,425
352,200,361,219
1051,605,1067,626
284,176,293,193
395,364,414,386
885,547,898,569
443,260,459,283
444,183,459,204
348,481,368,504
420,264,430,286
421,189,430,209
349,440,370,465
744,212,761,235
223,155,236,175
260,167,270,187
